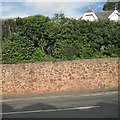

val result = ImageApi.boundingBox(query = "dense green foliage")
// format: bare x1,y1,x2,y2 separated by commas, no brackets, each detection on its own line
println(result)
103,0,120,11
2,13,120,64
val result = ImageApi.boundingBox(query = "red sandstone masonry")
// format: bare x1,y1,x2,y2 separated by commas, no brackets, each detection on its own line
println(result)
1,58,119,95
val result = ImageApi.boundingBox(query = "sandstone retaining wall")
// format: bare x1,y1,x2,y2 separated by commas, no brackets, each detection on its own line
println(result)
1,58,119,95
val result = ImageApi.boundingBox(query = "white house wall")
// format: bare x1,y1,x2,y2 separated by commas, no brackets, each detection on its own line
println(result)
81,12,98,21
109,13,119,21
83,15,95,21
81,9,120,22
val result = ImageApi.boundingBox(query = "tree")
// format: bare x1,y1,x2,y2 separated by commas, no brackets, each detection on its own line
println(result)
103,0,120,11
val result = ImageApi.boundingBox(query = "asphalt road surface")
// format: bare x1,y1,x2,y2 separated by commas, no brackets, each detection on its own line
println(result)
0,91,119,118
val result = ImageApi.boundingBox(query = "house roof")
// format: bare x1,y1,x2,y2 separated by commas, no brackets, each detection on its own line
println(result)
85,8,93,13
95,10,120,19
95,11,113,19
82,8,120,20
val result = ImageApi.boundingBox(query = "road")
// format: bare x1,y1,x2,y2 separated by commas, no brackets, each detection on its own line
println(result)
0,91,119,118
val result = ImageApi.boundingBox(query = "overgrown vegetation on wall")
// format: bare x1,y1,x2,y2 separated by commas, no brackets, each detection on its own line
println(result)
2,13,120,64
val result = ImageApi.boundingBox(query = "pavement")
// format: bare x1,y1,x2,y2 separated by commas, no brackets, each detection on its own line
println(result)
1,87,118,103
0,88,119,118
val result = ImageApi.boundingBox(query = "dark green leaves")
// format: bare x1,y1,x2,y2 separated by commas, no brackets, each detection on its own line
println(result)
2,13,120,64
